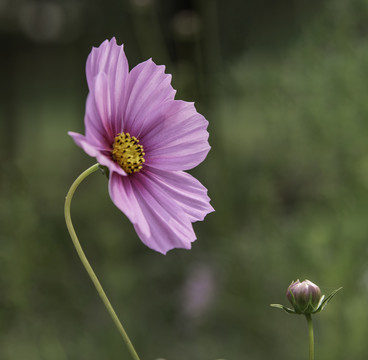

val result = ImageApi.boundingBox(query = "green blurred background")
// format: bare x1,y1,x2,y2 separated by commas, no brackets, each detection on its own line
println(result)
1,0,368,359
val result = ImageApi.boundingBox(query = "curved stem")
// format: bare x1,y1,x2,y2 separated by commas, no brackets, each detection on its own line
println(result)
64,163,141,360
305,314,314,360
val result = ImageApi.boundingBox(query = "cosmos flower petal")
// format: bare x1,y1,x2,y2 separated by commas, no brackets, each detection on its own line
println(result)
86,37,129,135
69,132,102,157
123,59,176,136
96,155,128,176
142,100,210,170
91,72,114,140
143,167,214,222
86,37,128,94
86,39,110,85
109,171,199,254
69,132,127,176
109,172,150,237
83,93,111,148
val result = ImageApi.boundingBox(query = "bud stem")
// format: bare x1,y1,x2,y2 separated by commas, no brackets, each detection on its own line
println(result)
305,314,314,360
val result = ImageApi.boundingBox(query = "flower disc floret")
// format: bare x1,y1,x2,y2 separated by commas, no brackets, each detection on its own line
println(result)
112,132,145,174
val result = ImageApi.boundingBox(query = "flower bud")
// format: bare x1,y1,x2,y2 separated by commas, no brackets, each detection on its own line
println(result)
286,279,321,314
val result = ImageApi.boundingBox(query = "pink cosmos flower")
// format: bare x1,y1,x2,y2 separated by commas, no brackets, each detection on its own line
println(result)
69,38,214,254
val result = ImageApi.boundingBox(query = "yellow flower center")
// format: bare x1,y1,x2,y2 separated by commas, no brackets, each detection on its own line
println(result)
112,132,145,174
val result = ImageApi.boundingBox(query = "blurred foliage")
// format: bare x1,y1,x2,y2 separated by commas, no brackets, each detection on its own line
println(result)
1,0,368,359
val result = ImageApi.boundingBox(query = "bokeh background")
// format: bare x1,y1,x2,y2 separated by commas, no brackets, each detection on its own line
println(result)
1,0,368,359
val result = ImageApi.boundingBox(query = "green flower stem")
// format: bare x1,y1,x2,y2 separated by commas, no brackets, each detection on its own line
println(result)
64,163,141,360
305,314,314,360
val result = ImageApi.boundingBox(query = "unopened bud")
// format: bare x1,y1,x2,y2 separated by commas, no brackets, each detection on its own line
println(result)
271,279,342,315
287,279,321,314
